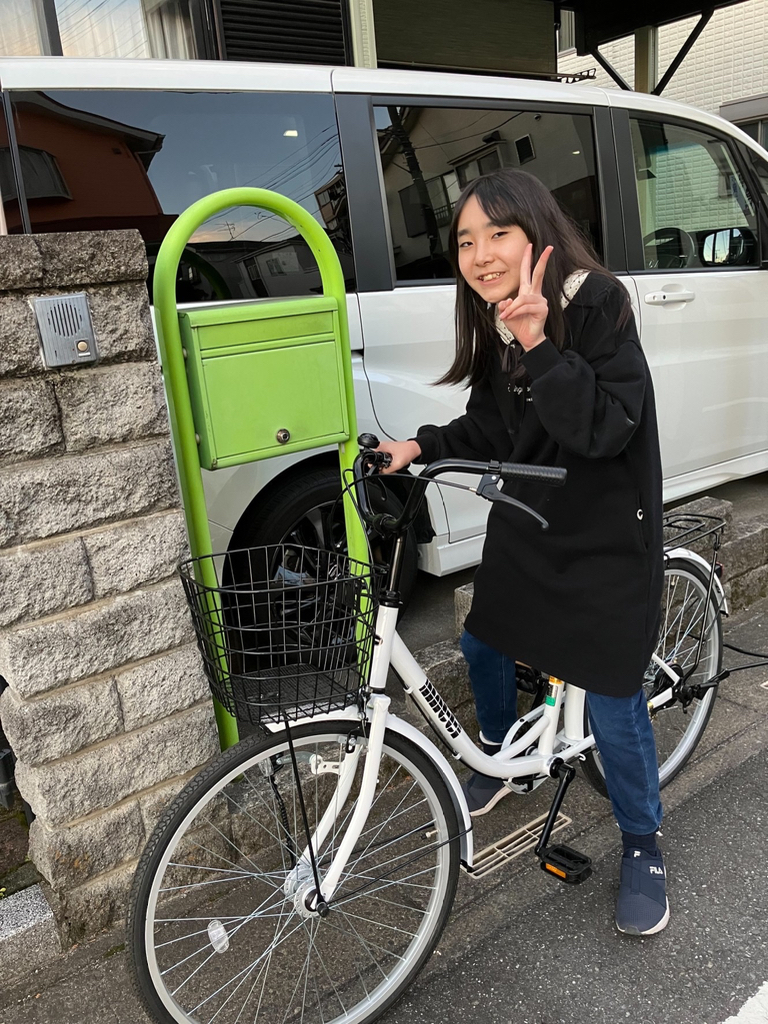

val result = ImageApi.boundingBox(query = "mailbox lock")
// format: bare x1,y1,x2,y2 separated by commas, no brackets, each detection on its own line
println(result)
276,428,291,444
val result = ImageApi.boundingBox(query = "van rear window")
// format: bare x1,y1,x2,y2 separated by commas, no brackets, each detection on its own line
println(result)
7,89,354,301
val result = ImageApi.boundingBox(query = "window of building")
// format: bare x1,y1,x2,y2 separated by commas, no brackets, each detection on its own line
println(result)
630,117,759,270
737,118,768,149
374,104,601,282
558,10,576,53
52,0,196,58
0,0,47,57
10,90,353,301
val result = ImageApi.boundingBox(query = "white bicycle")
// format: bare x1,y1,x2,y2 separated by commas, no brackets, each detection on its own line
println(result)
128,435,726,1024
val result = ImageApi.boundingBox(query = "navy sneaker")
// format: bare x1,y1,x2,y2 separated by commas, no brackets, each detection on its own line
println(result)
615,847,670,935
462,737,512,817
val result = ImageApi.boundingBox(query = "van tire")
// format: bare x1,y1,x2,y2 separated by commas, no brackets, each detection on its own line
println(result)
233,466,419,613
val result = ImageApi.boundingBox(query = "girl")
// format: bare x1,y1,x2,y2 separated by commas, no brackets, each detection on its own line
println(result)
379,168,667,936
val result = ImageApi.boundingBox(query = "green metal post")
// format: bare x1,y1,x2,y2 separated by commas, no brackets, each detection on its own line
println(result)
153,188,368,750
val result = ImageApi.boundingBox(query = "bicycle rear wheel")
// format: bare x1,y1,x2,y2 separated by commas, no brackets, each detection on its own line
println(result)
583,556,722,796
128,720,460,1024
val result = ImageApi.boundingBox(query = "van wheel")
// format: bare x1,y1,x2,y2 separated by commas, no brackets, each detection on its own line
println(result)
232,467,419,613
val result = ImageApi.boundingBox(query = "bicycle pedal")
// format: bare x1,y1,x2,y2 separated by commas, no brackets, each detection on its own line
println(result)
538,844,592,885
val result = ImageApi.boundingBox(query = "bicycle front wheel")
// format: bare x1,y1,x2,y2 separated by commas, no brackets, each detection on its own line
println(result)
583,556,722,795
128,719,460,1024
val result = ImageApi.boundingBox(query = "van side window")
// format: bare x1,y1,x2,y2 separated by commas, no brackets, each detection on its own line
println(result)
629,118,759,271
373,105,601,283
8,90,354,301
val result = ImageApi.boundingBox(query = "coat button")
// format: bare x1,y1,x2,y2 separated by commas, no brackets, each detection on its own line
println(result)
637,509,644,520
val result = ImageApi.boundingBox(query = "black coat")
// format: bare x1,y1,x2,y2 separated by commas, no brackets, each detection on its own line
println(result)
414,273,664,698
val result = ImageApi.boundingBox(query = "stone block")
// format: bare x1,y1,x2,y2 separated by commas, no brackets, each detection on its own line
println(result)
0,236,44,291
116,642,208,732
721,517,768,582
454,582,474,637
0,294,44,377
85,510,189,600
0,378,62,464
29,800,145,890
14,703,218,827
0,678,123,765
0,578,193,697
0,437,179,547
58,859,137,945
414,638,472,711
729,564,768,613
35,230,148,288
87,282,155,364
0,883,62,984
0,536,92,628
55,362,168,452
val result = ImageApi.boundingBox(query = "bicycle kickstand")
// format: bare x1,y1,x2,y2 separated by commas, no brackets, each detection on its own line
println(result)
534,760,592,885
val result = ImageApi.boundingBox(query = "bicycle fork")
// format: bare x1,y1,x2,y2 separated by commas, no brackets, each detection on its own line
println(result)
282,693,390,914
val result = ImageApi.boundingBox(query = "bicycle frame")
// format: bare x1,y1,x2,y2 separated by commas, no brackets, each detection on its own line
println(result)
287,599,596,905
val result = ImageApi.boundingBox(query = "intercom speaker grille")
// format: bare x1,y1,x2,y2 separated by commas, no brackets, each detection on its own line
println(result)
47,299,83,339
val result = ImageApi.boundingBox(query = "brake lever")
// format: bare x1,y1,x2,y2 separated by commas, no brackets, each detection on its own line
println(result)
474,471,550,531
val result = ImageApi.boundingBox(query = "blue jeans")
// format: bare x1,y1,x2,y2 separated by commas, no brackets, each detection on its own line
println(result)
460,630,663,836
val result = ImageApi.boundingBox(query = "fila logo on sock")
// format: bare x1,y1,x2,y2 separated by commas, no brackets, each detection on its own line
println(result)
634,851,641,857
649,866,664,875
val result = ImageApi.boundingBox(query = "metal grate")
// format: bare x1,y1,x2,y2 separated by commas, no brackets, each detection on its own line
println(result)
218,0,349,65
466,812,572,879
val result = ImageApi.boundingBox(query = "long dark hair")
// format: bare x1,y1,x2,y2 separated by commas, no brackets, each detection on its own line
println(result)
437,168,631,387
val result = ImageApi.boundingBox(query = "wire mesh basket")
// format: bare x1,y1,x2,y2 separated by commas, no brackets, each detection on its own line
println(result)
179,545,379,726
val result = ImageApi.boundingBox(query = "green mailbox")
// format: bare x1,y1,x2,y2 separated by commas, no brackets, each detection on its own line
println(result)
153,187,369,751
179,297,349,470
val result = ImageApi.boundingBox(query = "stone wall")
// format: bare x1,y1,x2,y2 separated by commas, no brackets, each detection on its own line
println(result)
0,231,218,944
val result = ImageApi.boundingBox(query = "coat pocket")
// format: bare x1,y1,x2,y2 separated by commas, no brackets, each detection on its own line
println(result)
635,495,650,552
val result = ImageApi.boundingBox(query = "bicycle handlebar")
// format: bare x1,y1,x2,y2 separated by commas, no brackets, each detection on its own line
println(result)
422,458,567,487
353,436,567,536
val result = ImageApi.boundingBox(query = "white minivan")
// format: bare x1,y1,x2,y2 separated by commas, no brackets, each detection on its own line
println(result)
2,58,767,601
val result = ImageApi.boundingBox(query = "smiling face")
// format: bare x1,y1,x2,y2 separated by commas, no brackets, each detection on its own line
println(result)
456,194,531,305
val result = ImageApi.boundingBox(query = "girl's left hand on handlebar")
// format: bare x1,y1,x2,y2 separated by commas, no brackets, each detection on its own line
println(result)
375,439,421,474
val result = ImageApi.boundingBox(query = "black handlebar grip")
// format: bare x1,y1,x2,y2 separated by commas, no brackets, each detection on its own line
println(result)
358,433,380,449
499,463,567,486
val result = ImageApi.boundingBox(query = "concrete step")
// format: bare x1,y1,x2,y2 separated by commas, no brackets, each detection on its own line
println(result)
0,883,62,985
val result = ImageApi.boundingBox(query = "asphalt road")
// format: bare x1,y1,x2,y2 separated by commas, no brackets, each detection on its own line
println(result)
1,596,766,1024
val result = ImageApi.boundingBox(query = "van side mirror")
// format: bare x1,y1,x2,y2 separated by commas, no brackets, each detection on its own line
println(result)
700,227,756,266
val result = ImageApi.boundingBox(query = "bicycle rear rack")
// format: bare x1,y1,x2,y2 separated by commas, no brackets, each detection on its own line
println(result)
662,512,726,552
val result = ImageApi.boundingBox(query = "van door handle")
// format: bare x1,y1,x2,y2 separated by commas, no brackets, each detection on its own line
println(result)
644,290,696,305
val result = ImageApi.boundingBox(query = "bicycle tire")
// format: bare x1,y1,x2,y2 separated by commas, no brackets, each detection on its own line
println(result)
127,719,460,1024
582,556,723,798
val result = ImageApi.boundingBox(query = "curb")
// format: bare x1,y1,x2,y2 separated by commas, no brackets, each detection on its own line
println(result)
0,883,62,986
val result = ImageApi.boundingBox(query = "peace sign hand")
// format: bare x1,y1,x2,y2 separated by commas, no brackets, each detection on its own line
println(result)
498,244,554,352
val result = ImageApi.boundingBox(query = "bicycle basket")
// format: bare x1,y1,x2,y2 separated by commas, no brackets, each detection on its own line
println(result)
179,545,379,726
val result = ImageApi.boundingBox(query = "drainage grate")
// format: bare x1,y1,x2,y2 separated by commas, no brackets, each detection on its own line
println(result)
465,812,572,879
